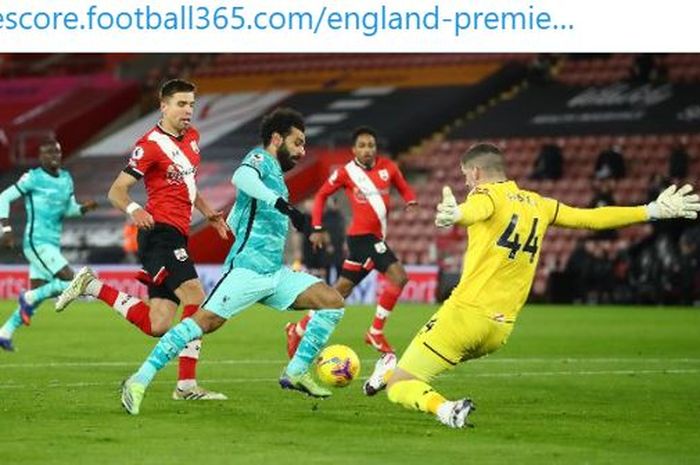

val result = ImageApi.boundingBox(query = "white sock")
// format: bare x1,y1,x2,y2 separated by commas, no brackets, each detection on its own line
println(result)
436,400,454,422
179,339,201,359
177,379,197,391
375,305,391,320
85,279,102,297
23,290,38,305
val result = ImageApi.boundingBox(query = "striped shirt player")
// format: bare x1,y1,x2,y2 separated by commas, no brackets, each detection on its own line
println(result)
124,123,201,299
0,139,96,351
56,79,228,401
373,143,700,429
286,127,417,361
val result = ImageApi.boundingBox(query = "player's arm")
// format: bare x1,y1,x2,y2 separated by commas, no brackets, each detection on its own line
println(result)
63,193,98,218
194,191,229,239
390,162,418,210
232,165,307,232
435,186,494,228
0,172,34,248
547,184,700,229
0,184,22,225
309,170,344,249
108,171,154,229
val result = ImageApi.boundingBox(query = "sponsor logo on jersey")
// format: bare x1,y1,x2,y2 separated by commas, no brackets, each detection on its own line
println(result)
174,248,189,261
353,187,368,203
165,163,197,185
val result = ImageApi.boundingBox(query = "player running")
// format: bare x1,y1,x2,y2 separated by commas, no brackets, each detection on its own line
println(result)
0,139,97,351
56,79,229,401
365,143,700,428
285,127,417,386
118,107,347,415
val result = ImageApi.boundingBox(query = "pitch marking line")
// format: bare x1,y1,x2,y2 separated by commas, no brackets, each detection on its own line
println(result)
0,369,698,390
2,357,700,369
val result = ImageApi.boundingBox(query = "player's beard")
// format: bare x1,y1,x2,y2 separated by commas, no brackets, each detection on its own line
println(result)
278,144,297,172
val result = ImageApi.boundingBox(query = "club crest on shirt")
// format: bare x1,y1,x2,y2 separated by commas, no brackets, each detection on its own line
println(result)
374,241,388,254
378,169,389,181
190,140,200,154
173,248,189,262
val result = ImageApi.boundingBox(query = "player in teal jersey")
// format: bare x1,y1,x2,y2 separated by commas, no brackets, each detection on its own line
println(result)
118,108,346,415
0,139,97,351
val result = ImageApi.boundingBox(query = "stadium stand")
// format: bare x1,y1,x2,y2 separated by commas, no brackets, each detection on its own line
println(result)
1,53,697,303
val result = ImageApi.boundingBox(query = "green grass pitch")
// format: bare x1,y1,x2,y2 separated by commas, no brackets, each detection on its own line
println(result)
1,300,699,465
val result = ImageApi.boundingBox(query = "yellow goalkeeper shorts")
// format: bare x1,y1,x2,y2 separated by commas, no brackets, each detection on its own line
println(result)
397,303,514,382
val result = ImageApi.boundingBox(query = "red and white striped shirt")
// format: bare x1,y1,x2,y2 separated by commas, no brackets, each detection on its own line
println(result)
124,124,200,236
312,157,416,239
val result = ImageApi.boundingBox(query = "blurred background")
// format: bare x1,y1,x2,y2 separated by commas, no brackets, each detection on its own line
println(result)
0,53,698,305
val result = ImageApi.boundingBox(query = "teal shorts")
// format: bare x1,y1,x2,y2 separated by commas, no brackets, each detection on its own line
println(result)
202,266,321,319
23,243,69,281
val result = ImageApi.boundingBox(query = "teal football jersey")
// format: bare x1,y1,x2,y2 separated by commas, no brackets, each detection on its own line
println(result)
14,168,82,246
225,148,289,274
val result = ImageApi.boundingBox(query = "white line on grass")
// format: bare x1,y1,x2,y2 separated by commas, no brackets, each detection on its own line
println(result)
0,369,698,390
1,357,699,369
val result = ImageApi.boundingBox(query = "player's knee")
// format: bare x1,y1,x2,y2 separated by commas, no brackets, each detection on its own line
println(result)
335,278,355,298
176,280,205,305
320,288,344,309
192,311,225,334
55,266,74,281
388,266,409,288
149,320,170,337
395,274,409,289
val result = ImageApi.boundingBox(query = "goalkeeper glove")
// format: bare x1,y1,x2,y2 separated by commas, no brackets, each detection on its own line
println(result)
274,198,310,233
646,184,700,220
435,186,462,228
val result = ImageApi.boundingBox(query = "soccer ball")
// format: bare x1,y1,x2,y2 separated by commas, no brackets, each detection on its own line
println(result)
315,344,361,387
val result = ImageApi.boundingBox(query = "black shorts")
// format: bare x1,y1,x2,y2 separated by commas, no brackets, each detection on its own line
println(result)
137,223,198,304
341,234,399,284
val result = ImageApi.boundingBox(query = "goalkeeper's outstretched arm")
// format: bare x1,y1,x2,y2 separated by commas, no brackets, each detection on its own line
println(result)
549,184,700,229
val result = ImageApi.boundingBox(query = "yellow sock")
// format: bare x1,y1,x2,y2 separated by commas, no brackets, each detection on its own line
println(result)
387,379,446,414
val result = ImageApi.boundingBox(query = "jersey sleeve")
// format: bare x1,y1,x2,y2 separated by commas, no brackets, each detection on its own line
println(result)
13,170,35,195
0,172,30,218
63,177,83,218
63,193,83,218
548,198,648,229
311,168,346,228
389,161,417,204
542,197,561,224
123,143,157,180
231,165,279,206
240,151,271,179
456,189,496,227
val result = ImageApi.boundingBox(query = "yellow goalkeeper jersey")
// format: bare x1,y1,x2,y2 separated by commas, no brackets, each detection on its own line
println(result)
446,180,648,321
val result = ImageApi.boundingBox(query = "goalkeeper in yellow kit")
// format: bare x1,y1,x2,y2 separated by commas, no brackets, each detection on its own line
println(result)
363,143,700,428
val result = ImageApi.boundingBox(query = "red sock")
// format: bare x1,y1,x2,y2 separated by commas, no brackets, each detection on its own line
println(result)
178,304,200,382
96,284,152,336
372,282,403,332
297,313,312,334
